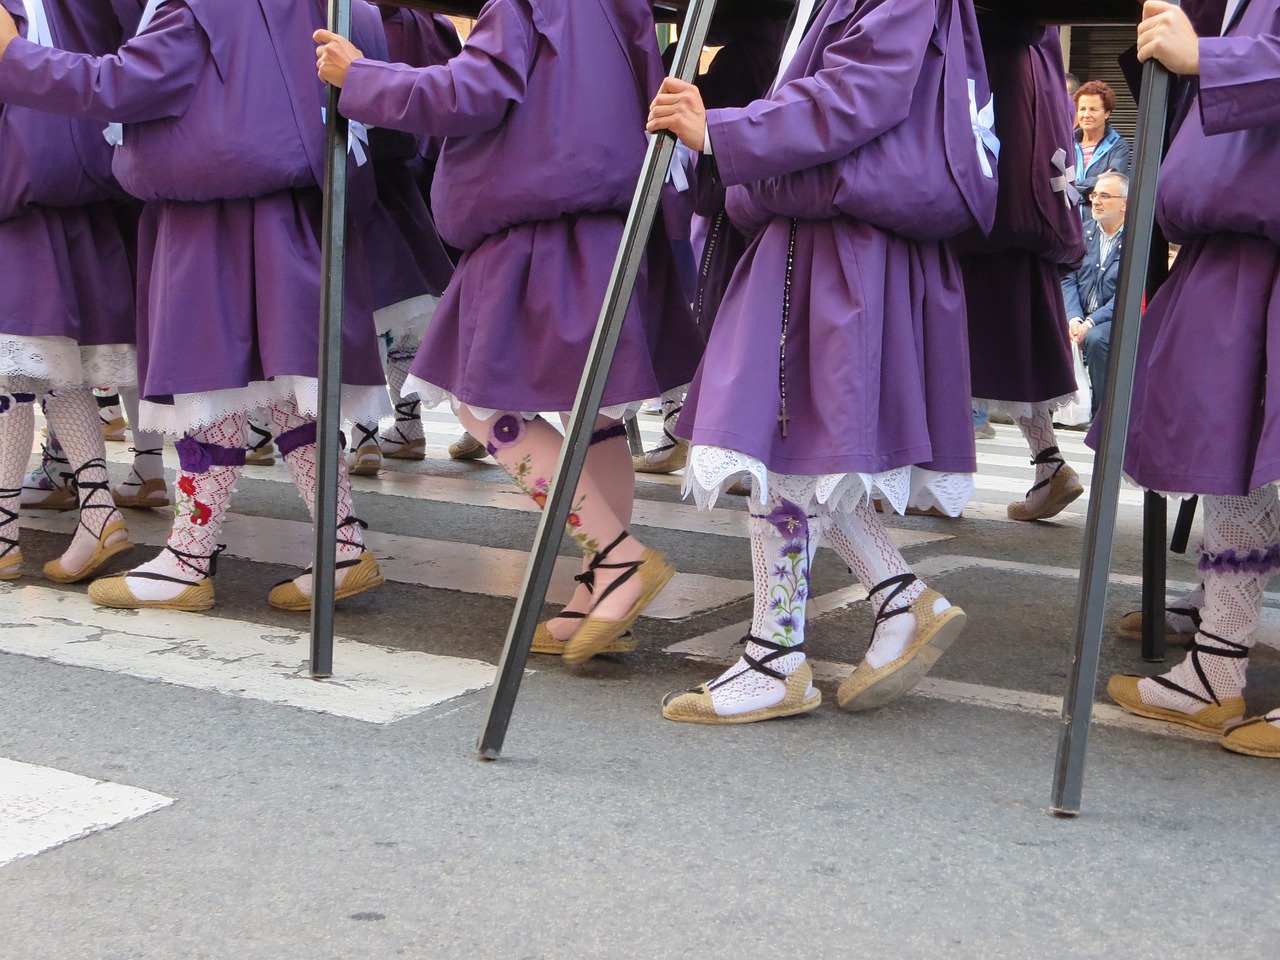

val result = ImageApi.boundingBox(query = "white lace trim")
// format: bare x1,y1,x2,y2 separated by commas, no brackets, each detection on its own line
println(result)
138,375,392,437
0,336,137,391
373,294,438,339
974,392,1078,421
683,444,973,518
403,375,688,423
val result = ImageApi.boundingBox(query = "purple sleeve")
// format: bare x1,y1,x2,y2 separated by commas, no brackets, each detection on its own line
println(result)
705,0,934,187
1198,31,1280,134
339,0,534,139
0,3,203,122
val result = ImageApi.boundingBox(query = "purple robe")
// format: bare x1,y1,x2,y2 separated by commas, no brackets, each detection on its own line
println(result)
0,0,134,352
339,0,702,413
958,21,1084,407
0,0,386,406
1112,0,1280,495
676,0,995,477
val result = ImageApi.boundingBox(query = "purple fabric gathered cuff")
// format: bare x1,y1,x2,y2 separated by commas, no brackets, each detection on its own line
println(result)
276,421,318,457
1198,543,1280,576
175,435,247,474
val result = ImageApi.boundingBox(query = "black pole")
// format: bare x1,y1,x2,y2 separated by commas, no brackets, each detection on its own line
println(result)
1141,491,1168,662
1170,495,1198,554
309,0,352,680
476,0,719,759
1051,51,1173,816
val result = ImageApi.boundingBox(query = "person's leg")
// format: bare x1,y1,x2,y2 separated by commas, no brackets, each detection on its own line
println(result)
111,385,169,508
0,393,35,578
1007,406,1084,521
379,341,426,460
823,494,967,710
1116,580,1204,641
20,414,77,510
265,396,383,609
1083,322,1111,417
662,491,821,723
244,409,277,466
42,386,132,582
633,395,689,474
973,405,995,440
89,413,246,611
347,420,383,477
93,387,126,441
1110,485,1280,733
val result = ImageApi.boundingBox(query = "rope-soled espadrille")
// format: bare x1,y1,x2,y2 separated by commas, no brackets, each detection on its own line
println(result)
662,659,821,724
1107,674,1245,734
1221,716,1280,758
531,620,636,655
563,544,673,665
267,550,385,611
88,573,215,612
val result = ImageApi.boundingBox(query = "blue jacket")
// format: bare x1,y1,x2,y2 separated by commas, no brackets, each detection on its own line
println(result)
1062,219,1124,330
1073,125,1130,202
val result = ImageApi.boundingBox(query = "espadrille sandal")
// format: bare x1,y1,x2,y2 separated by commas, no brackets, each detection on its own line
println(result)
43,459,133,584
662,636,821,724
838,575,967,712
112,452,170,509
1220,715,1280,758
87,544,223,612
245,421,277,466
380,401,426,461
267,518,385,611
563,533,674,665
347,423,383,477
21,440,76,510
633,407,688,475
1115,605,1200,642
1107,631,1248,734
1006,447,1084,521
530,612,636,655
0,487,22,580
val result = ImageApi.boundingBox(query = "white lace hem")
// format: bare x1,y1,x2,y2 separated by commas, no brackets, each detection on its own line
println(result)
403,375,688,423
373,294,438,339
0,336,136,391
138,375,392,437
974,392,1078,421
683,445,974,518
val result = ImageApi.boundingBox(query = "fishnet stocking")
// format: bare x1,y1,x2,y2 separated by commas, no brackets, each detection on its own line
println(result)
380,349,424,445
1015,408,1066,511
823,496,927,668
124,413,245,599
45,387,126,571
1137,487,1280,714
0,394,34,564
639,397,684,466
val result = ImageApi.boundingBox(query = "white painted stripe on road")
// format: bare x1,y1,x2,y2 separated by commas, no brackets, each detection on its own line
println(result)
0,758,173,867
0,585,495,723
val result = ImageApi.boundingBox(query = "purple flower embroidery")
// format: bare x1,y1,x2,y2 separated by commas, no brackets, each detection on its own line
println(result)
763,498,809,538
776,613,796,630
488,414,525,454
780,538,805,559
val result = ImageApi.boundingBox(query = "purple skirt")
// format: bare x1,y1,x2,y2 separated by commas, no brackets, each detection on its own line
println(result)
0,202,135,346
1110,233,1280,496
409,211,703,412
677,216,976,476
962,249,1076,405
135,188,385,402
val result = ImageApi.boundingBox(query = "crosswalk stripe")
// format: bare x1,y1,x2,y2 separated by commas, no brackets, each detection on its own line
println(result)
0,757,174,867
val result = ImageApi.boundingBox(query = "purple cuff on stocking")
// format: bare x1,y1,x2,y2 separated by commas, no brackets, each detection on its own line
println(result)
175,435,246,474
1198,543,1280,576
276,421,318,457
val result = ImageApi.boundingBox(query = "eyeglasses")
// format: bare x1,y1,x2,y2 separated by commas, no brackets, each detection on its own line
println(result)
1092,192,1125,201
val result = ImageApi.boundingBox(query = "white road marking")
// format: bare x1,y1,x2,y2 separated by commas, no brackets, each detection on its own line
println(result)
0,758,174,867
0,585,496,724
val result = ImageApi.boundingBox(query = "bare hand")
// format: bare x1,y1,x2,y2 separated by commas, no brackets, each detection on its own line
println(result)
314,29,363,88
647,77,706,152
0,7,19,60
1069,320,1091,345
1137,0,1200,75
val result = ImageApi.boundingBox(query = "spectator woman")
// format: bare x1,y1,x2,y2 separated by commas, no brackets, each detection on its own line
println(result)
1073,79,1130,214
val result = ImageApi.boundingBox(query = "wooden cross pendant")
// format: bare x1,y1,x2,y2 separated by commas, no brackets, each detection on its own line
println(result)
778,407,789,437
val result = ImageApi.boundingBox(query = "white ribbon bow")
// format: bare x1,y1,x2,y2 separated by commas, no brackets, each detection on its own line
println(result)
321,108,370,167
645,134,692,193
1050,148,1082,208
104,0,166,146
20,0,51,47
967,79,999,179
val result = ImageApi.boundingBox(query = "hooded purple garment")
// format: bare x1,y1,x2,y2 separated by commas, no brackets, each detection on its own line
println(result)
338,0,703,413
1111,0,1280,495
0,0,386,406
675,0,994,477
0,0,134,351
958,20,1085,407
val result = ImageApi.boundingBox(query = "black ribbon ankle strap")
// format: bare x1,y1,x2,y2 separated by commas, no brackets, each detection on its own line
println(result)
0,488,20,551
1149,629,1249,707
337,516,368,550
393,399,419,422
590,423,627,446
708,635,804,687
130,447,164,457
867,572,918,629
1024,446,1067,496
352,423,379,449
576,531,635,601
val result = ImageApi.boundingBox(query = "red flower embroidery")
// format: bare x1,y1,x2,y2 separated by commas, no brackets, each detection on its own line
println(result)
567,513,581,528
177,476,196,496
190,500,212,526
532,492,547,509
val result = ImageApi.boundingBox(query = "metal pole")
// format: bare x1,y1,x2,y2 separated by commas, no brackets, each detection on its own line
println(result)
1170,496,1198,554
476,0,720,759
1051,51,1173,816
624,415,645,458
1141,491,1167,662
309,0,352,679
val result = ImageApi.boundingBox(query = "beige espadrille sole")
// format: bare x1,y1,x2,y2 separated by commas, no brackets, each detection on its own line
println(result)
1007,466,1084,521
245,444,277,467
662,661,822,724
382,438,426,461
88,574,215,612
530,621,637,655
837,590,967,712
112,477,171,509
267,551,386,611
21,485,77,511
633,439,688,475
0,551,22,581
563,549,674,665
347,447,383,477
1107,674,1245,734
1220,717,1280,758
1115,609,1197,642
43,520,134,584
101,417,127,442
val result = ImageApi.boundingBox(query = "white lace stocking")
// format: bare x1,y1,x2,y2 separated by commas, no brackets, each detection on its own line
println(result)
45,387,126,571
381,347,424,446
1137,487,1280,714
1014,408,1066,511
640,397,683,466
0,394,34,560
119,386,165,483
823,497,928,668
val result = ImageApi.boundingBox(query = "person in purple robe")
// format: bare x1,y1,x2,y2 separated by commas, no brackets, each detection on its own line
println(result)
1105,0,1280,760
0,0,390,613
316,0,704,662
958,20,1088,522
0,0,138,585
647,0,998,723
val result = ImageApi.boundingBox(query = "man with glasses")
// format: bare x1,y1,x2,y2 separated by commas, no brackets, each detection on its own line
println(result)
1064,171,1128,417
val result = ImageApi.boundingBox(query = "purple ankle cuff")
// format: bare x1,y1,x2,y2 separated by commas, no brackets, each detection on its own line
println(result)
276,421,317,457
1198,543,1280,576
175,435,246,473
